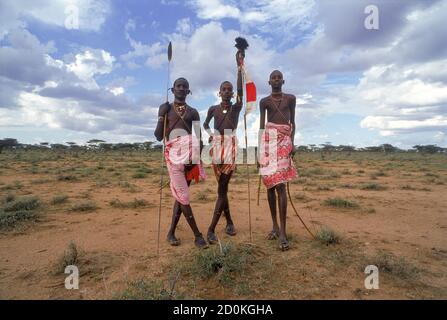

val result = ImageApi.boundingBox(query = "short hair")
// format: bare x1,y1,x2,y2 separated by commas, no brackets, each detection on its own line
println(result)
219,81,233,91
269,70,283,79
173,77,189,88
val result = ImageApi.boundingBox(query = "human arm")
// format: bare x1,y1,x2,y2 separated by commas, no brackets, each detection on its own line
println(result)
154,102,170,142
235,51,243,107
258,99,266,167
203,107,215,143
192,109,203,152
290,95,296,156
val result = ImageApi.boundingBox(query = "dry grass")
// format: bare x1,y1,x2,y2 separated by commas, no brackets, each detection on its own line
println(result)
316,227,342,245
109,198,152,209
323,197,359,208
0,195,41,231
50,194,69,205
69,201,98,212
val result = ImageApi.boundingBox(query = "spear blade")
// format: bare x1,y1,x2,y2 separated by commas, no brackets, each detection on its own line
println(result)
168,41,172,62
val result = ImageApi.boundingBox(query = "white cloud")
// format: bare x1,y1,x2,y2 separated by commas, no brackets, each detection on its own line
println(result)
361,116,447,135
121,20,164,69
2,0,446,147
168,22,276,97
161,0,180,5
29,0,110,31
0,26,161,140
67,49,115,89
188,0,316,40
350,61,447,136
176,18,193,35
109,87,124,96
190,0,240,20
125,19,136,37
0,0,111,38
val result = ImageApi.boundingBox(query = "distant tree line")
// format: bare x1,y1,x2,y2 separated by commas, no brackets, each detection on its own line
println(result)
295,142,446,154
1,138,446,154
0,138,155,153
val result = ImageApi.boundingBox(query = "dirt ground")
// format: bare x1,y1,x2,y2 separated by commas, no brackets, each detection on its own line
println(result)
0,150,446,299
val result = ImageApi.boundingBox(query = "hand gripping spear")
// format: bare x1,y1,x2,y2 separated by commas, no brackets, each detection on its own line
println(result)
235,37,253,242
157,42,172,256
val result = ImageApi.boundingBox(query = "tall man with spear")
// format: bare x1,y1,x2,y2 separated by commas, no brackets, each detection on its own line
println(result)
203,46,244,244
258,70,298,251
154,76,208,249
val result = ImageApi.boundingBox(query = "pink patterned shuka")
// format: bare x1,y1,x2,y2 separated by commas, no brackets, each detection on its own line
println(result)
259,122,297,189
209,134,237,181
164,134,206,205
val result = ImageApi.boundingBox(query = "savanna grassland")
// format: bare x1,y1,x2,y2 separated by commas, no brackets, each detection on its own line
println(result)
0,149,446,299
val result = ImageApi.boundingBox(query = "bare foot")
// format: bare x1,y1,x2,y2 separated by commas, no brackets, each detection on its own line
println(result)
195,235,209,249
207,231,218,244
167,234,181,246
279,237,289,251
225,224,237,236
267,230,279,240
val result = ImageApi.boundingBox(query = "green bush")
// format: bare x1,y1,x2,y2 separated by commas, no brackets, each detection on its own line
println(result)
116,279,178,300
368,251,419,279
3,196,40,212
193,242,255,286
316,228,341,245
109,198,151,209
0,210,39,231
70,201,97,212
51,194,69,205
360,183,387,190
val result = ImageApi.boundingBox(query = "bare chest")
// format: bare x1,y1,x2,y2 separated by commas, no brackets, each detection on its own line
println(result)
266,97,291,121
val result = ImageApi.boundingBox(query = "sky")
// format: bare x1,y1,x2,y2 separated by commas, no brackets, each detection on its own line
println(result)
0,0,446,148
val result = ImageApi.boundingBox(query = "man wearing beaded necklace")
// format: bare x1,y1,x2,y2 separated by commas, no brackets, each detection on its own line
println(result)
154,77,208,249
202,52,243,244
258,70,297,251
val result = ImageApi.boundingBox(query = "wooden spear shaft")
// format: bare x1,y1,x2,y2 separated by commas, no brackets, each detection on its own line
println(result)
156,42,172,256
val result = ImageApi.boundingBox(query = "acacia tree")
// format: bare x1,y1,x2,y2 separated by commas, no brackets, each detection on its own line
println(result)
380,143,399,153
413,144,443,154
87,139,106,151
0,138,18,153
142,141,154,151
296,145,310,153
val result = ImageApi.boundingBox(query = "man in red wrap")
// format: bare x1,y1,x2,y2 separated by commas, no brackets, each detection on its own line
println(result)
203,51,243,244
259,70,297,251
154,77,208,249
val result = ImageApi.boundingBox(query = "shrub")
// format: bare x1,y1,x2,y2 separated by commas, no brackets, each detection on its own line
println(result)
360,183,387,191
132,172,147,179
367,251,419,279
57,241,78,272
115,279,178,300
109,198,151,209
57,174,78,181
51,194,69,205
192,242,255,286
316,228,341,245
70,201,97,212
323,197,359,208
0,210,39,231
3,196,40,212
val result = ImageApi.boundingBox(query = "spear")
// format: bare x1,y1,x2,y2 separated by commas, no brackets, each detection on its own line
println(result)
235,37,252,242
157,41,172,256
